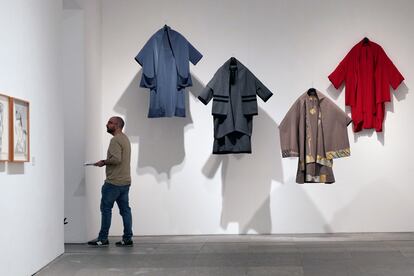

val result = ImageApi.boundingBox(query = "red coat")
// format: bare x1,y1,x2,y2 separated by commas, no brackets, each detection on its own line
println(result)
329,39,404,132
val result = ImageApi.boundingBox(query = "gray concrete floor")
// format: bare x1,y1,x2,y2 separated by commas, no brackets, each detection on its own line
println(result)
36,233,414,275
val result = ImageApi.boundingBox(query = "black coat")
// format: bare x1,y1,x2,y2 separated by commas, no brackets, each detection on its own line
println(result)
198,57,273,154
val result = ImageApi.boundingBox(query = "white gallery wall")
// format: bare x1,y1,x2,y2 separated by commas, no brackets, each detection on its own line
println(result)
63,0,102,243
0,0,64,275
63,8,87,242
69,0,414,240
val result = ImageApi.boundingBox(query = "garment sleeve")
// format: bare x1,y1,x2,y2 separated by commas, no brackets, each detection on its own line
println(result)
198,72,218,105
375,47,404,103
382,49,404,90
188,41,203,65
330,99,352,126
198,86,213,105
105,138,122,165
255,78,273,102
134,38,156,89
328,51,351,89
279,101,300,158
323,99,352,159
135,39,149,67
345,113,352,126
336,104,352,127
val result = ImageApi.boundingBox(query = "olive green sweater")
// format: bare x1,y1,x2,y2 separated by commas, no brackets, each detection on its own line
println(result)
105,132,131,185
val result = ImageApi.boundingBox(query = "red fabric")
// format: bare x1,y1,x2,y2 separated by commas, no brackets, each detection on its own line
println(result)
328,39,404,132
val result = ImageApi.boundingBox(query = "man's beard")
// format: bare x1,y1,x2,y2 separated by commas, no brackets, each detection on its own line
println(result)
107,127,114,134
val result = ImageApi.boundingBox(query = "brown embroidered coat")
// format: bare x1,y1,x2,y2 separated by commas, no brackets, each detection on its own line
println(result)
279,90,352,184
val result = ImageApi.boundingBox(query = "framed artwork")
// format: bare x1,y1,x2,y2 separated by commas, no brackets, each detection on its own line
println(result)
10,98,30,162
0,93,10,161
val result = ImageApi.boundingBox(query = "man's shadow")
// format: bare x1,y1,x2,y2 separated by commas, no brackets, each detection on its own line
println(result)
202,108,283,234
114,70,204,182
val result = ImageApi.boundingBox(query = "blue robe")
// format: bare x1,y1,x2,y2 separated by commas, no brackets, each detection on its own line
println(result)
135,25,202,118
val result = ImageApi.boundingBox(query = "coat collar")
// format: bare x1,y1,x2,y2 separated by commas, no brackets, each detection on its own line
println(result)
213,57,248,97
315,89,326,101
221,57,246,87
301,89,327,102
222,57,246,72
155,25,188,78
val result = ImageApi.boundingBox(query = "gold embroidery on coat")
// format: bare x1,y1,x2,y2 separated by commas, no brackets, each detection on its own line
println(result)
309,107,316,115
316,155,333,167
306,155,315,163
326,148,350,159
305,155,332,167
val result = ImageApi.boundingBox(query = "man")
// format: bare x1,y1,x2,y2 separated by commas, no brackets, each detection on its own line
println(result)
88,116,133,247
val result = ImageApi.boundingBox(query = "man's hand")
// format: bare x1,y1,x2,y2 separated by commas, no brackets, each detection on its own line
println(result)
94,160,106,167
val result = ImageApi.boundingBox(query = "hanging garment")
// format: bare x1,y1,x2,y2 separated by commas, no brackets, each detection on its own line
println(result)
135,25,203,118
328,38,404,132
198,57,273,154
279,90,352,184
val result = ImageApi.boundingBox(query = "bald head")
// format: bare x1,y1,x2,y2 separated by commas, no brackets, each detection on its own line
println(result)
106,116,125,135
112,116,125,129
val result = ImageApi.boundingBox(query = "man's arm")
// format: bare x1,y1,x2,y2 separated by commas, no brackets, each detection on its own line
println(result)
94,138,122,168
94,160,106,167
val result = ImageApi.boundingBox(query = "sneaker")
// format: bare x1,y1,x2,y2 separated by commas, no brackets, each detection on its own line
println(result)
87,239,109,246
115,239,133,247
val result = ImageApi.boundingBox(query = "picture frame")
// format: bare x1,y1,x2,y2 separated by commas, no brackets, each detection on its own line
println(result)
10,98,30,162
0,93,11,161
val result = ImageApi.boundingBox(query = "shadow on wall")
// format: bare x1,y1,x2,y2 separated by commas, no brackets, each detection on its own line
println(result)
326,83,342,101
329,177,414,232
73,177,86,197
202,108,283,234
327,82,409,146
267,181,334,233
114,70,204,182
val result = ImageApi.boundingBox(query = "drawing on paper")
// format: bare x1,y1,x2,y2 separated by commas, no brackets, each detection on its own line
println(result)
0,94,10,161
11,98,29,162
0,102,4,153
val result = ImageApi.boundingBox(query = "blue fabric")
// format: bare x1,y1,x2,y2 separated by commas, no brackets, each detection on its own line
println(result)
136,25,202,118
98,182,133,241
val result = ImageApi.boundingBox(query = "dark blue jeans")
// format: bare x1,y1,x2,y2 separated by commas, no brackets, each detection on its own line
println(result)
98,182,133,241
